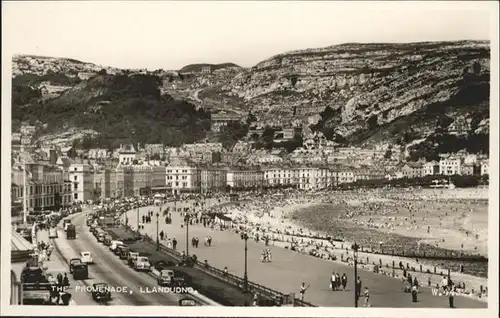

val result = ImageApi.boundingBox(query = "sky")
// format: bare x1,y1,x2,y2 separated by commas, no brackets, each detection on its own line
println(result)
2,1,497,70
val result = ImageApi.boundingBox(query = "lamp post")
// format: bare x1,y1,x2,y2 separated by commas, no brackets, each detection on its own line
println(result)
242,232,249,293
185,212,190,256
156,212,160,251
136,206,139,234
352,242,359,308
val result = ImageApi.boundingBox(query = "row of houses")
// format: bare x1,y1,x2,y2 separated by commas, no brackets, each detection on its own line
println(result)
11,150,490,211
399,158,489,179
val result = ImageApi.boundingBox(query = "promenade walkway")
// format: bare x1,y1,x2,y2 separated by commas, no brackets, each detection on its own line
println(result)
123,201,487,308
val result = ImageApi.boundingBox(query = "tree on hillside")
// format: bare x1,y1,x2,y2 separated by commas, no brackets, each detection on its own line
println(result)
261,126,276,149
219,121,249,149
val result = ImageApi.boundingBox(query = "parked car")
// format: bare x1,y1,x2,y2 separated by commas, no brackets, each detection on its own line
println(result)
109,241,123,252
103,235,112,246
80,251,93,264
127,252,139,266
115,244,129,256
97,232,106,243
48,227,58,239
157,269,174,286
118,246,130,259
134,256,151,272
69,258,82,274
92,282,111,302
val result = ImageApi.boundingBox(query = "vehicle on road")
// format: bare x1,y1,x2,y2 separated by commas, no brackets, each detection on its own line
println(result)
21,266,57,305
91,283,111,302
127,252,139,266
154,260,177,271
80,251,93,264
109,240,123,252
103,235,112,246
114,244,127,256
90,223,97,233
69,258,82,274
66,224,76,239
134,256,151,272
48,227,58,239
171,271,191,289
63,219,72,231
157,269,175,286
97,231,106,243
72,263,89,280
119,246,130,259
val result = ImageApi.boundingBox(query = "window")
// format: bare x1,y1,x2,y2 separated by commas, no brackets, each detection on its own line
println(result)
74,176,77,181
74,193,78,199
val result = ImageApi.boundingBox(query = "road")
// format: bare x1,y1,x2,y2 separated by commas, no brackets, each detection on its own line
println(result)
45,211,197,306
124,202,488,308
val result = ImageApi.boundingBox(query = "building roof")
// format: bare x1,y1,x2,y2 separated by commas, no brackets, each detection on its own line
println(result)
17,152,35,164
403,162,423,169
119,144,137,154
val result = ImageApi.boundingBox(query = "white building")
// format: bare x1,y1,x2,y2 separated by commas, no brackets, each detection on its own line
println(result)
88,148,109,160
262,166,336,190
481,159,489,176
337,170,355,184
423,161,440,176
118,144,137,165
439,157,463,176
165,158,200,195
69,163,94,202
257,154,283,164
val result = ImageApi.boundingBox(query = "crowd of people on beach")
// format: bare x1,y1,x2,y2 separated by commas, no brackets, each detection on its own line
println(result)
103,187,487,305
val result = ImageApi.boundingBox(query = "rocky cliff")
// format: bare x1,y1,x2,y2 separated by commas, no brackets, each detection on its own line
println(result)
222,41,490,149
12,41,491,155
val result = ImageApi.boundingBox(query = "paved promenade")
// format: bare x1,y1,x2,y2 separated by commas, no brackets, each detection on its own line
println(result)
122,201,487,308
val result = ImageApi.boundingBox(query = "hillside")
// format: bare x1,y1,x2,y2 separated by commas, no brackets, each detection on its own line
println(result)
220,41,490,154
12,73,211,148
179,63,242,73
11,41,491,155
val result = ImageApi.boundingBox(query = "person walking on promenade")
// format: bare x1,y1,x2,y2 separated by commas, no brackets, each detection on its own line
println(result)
448,286,456,308
355,276,362,301
341,273,348,291
411,284,418,302
63,273,69,287
330,272,336,291
335,273,341,290
441,276,448,294
363,287,371,307
299,282,309,301
172,238,177,250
